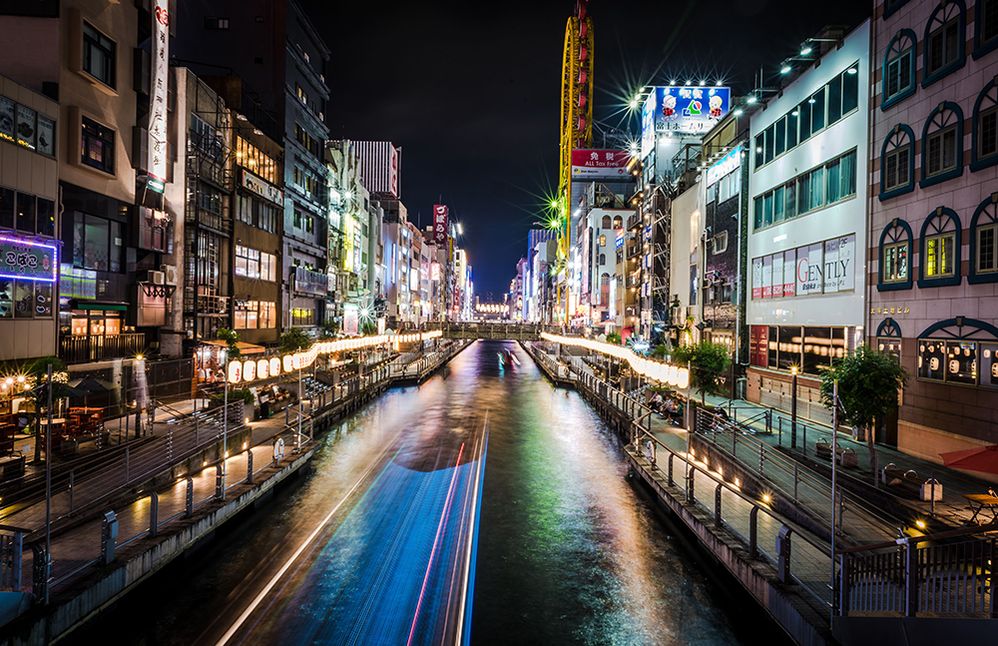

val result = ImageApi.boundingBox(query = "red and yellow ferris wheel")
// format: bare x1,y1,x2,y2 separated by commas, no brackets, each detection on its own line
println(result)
556,1,594,320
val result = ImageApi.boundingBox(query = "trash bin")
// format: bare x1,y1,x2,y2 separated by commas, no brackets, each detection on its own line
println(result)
920,478,943,502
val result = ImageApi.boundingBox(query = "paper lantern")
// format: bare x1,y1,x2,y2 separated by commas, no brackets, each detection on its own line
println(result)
243,359,256,382
227,361,242,384
270,357,281,376
257,359,269,379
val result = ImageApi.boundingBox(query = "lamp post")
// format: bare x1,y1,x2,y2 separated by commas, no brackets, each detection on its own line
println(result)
790,364,799,450
43,363,53,605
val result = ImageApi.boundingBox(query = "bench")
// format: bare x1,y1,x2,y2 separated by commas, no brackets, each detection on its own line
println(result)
814,439,858,467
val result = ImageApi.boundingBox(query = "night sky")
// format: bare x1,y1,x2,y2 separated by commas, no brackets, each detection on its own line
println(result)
304,0,870,298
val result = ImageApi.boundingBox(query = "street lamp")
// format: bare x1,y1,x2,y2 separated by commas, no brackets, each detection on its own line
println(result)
790,364,799,450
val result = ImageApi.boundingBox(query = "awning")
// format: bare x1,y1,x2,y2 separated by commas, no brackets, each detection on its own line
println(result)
200,339,267,355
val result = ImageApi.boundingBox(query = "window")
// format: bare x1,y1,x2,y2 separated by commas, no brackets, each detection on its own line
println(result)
81,116,114,174
72,212,123,273
752,149,856,229
878,219,914,290
976,0,998,57
0,188,11,229
190,114,224,160
234,245,277,281
923,0,966,84
876,318,903,360
600,215,611,229
14,193,34,233
204,17,230,30
235,136,278,184
237,195,279,233
711,231,728,255
598,234,606,246
883,30,917,107
82,22,115,88
753,63,860,168
972,79,998,170
295,123,321,157
810,87,826,132
970,195,998,283
880,124,915,199
919,207,961,286
0,279,52,319
921,103,964,186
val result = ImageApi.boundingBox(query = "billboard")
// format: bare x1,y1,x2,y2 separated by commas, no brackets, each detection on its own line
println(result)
148,0,170,189
0,234,58,282
570,149,631,179
432,204,448,245
641,86,731,156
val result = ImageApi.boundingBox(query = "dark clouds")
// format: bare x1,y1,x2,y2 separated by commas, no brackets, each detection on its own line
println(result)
306,0,869,297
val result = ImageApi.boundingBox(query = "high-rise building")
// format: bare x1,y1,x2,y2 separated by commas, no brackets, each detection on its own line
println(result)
868,0,998,465
746,22,869,417
0,1,183,366
175,0,331,336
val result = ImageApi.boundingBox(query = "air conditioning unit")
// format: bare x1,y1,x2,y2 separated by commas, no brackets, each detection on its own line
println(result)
161,264,177,285
146,270,165,285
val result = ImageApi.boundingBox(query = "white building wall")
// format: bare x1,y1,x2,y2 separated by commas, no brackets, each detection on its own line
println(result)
747,19,871,330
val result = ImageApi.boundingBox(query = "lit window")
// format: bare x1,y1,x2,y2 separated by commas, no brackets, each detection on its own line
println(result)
878,218,914,291
81,116,114,174
919,208,961,286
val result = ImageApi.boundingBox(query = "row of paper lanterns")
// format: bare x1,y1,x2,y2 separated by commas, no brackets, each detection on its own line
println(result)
226,330,443,385
539,333,690,390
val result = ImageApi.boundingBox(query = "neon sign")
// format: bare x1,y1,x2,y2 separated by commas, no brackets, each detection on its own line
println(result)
0,235,58,282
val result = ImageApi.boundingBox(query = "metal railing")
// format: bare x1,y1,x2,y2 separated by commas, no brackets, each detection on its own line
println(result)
693,408,899,543
554,351,837,611
840,526,998,618
59,333,147,364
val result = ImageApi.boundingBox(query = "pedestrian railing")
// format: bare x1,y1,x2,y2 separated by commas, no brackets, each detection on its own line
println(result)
839,526,998,618
693,408,899,543
543,346,837,611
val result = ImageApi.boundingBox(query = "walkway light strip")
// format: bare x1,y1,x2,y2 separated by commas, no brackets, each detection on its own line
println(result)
539,332,690,389
227,330,443,385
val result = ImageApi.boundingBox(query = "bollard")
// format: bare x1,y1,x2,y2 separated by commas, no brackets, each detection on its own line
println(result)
247,448,254,484
101,511,118,565
149,492,159,537
776,525,792,583
185,476,194,518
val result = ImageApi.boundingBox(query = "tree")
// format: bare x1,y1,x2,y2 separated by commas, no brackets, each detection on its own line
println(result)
216,327,241,360
606,331,622,345
820,346,906,485
26,356,69,463
671,341,730,404
651,343,670,359
279,328,312,353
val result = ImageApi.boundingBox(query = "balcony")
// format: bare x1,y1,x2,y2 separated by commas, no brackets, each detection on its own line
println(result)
292,266,329,296
60,333,147,364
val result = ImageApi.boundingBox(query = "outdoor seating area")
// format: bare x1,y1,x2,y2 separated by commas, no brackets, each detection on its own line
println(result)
962,490,998,524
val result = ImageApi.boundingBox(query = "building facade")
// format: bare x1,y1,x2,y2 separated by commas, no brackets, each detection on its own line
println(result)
744,22,870,415
868,0,998,462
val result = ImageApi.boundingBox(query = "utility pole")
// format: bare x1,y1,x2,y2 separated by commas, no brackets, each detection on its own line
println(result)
830,378,839,623
43,363,53,605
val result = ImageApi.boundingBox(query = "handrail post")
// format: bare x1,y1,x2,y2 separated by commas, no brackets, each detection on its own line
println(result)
749,506,759,558
687,465,696,503
714,483,723,527
793,463,799,504
839,553,850,616
776,525,792,583
149,492,159,537
904,541,919,617
667,452,674,486
185,476,194,517
246,447,254,484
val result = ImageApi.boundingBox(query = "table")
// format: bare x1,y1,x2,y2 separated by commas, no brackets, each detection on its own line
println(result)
963,493,998,523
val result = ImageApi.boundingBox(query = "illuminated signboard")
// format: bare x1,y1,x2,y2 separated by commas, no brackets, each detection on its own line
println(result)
570,149,631,179
0,235,58,282
148,0,170,189
642,86,731,150
432,204,448,245
706,144,742,185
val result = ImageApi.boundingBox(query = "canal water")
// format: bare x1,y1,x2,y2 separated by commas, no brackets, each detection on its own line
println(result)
69,340,778,645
